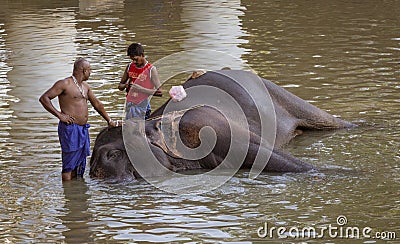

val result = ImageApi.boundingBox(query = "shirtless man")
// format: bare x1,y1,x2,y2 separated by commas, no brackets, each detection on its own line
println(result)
39,57,116,181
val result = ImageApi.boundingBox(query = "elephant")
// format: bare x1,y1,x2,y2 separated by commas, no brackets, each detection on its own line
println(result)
89,70,355,180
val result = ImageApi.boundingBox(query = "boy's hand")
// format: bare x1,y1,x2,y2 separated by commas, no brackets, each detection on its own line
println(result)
154,88,163,97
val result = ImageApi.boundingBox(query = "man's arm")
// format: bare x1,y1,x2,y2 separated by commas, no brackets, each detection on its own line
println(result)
87,87,116,127
39,79,75,124
118,64,130,91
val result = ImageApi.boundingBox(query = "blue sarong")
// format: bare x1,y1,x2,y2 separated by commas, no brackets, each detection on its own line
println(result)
58,122,90,176
125,99,151,120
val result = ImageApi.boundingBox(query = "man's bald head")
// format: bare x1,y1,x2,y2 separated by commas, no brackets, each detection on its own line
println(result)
73,57,91,81
74,57,90,71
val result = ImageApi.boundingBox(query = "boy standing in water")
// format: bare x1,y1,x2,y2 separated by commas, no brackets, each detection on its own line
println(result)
118,43,162,119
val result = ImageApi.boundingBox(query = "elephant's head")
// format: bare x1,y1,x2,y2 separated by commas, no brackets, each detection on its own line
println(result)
89,120,175,180
89,126,137,180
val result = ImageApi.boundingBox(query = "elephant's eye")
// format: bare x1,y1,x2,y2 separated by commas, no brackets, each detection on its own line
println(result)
107,150,122,161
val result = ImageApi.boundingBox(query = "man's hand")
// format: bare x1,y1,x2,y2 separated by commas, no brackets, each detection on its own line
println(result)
108,119,117,127
59,113,75,125
108,120,123,127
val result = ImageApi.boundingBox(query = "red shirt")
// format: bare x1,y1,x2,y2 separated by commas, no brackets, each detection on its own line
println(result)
126,62,154,104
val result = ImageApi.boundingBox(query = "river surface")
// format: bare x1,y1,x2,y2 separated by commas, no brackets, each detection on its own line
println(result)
0,0,399,243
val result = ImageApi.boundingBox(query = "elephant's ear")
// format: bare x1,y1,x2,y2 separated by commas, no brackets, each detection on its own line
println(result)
150,120,173,156
151,108,208,159
150,111,189,159
149,120,182,159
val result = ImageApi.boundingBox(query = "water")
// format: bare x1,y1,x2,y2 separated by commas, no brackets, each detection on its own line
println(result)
0,0,399,242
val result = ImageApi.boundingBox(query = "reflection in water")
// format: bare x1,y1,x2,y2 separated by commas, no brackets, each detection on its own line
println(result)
180,0,249,69
62,179,93,243
79,0,124,16
6,10,77,112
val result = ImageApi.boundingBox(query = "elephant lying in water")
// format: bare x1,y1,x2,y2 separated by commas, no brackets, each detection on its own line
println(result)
89,70,354,180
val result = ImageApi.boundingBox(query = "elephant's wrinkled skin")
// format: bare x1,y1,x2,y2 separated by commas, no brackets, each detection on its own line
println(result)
90,70,354,180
